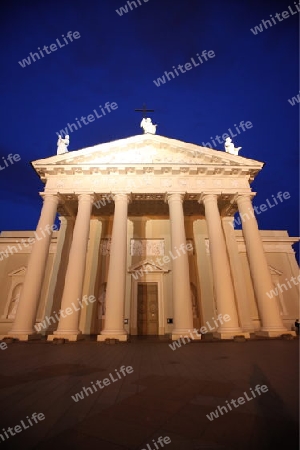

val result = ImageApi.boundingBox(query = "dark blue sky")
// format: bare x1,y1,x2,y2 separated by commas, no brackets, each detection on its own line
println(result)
0,0,299,257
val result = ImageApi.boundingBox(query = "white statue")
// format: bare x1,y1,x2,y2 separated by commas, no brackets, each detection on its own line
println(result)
140,117,157,135
57,134,70,155
224,137,241,156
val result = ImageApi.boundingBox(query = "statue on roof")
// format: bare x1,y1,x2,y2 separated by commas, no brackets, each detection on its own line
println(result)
140,117,157,135
224,137,241,156
57,134,70,155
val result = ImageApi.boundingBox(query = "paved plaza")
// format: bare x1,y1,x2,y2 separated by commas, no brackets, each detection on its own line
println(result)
0,338,298,449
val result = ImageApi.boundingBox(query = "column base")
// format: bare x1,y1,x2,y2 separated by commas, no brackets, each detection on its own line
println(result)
97,333,128,342
171,333,201,341
0,333,41,342
213,331,250,340
255,330,296,338
242,326,255,333
48,332,83,342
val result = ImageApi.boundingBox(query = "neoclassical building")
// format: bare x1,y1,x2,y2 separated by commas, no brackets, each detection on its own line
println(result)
0,132,298,341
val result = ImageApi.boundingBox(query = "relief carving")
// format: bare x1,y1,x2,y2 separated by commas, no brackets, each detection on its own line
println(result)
161,178,172,187
130,239,164,256
100,238,111,255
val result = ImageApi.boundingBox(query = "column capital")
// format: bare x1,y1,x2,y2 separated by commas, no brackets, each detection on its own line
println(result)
165,192,185,204
198,192,218,204
39,192,60,204
77,193,95,204
111,193,132,204
232,192,256,204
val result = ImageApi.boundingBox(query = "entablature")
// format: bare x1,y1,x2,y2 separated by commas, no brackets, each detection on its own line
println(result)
44,173,253,195
35,164,260,183
54,192,242,218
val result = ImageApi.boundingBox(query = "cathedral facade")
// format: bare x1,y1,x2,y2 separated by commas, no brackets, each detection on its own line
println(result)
0,133,298,341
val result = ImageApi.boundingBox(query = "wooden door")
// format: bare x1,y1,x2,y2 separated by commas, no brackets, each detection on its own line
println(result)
137,283,158,335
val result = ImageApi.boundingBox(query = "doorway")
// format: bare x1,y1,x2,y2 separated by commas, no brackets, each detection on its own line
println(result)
137,282,158,335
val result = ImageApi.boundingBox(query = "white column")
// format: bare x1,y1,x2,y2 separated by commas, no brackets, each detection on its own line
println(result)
7,193,59,340
236,194,288,336
80,219,103,334
98,194,129,341
49,193,93,341
222,216,254,332
42,216,74,333
200,194,244,338
167,193,194,339
193,220,215,322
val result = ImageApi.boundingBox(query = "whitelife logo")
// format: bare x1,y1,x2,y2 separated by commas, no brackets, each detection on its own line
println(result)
288,91,300,106
266,275,300,299
140,436,172,450
18,31,81,68
206,385,269,421
55,101,118,138
71,365,134,402
201,121,253,149
131,242,193,281
0,412,45,443
153,50,215,87
231,191,291,228
0,224,59,262
0,153,21,172
169,314,231,351
250,3,300,35
116,0,150,16
34,295,96,332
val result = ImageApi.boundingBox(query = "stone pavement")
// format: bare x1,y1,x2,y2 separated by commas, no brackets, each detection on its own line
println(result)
0,338,298,450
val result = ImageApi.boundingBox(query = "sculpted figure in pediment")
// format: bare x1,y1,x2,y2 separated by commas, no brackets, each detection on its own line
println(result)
224,137,241,156
140,117,157,134
57,135,70,155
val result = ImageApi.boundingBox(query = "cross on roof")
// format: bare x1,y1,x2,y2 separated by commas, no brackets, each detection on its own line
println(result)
134,103,154,118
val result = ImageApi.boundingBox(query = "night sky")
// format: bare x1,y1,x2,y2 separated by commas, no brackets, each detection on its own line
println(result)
0,0,299,259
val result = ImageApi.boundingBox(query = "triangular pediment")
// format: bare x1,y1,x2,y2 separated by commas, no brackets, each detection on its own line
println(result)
33,134,263,172
8,266,27,277
128,258,169,273
268,265,283,276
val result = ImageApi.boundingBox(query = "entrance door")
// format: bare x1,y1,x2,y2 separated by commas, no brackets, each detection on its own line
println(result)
137,282,158,335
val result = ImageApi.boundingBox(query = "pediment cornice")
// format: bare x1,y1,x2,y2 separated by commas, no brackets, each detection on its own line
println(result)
268,265,283,276
8,266,27,277
32,134,264,183
128,259,170,273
